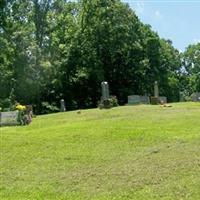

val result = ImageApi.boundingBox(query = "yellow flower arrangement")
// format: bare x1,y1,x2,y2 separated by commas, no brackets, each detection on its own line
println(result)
16,104,26,111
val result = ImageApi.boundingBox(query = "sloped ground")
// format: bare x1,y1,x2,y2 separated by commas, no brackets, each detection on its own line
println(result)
0,103,200,200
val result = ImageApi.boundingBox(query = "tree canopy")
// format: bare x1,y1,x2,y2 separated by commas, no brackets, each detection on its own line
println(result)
0,0,199,113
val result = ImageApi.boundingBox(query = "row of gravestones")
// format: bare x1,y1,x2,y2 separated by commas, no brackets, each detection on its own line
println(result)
127,95,167,105
59,81,200,112
1,82,198,126
100,81,167,106
60,81,165,111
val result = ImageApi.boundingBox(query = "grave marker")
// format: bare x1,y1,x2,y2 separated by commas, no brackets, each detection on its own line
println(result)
101,82,110,100
191,92,200,102
140,96,150,104
128,95,150,104
128,95,140,104
60,99,66,112
154,81,159,98
159,96,167,103
0,111,19,126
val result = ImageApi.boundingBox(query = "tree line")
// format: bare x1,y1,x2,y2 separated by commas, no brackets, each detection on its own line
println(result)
0,0,199,113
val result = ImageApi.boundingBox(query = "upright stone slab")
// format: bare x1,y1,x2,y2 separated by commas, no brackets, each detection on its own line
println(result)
101,82,110,100
191,92,200,102
60,99,66,112
0,111,19,126
128,95,140,104
154,81,159,98
150,81,160,104
140,96,150,104
159,96,167,103
128,95,150,105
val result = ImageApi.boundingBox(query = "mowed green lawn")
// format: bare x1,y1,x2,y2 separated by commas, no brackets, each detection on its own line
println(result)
0,103,200,200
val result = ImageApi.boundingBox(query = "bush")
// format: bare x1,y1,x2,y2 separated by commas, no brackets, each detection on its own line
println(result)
0,98,12,111
109,96,119,107
41,102,59,114
98,96,119,109
179,91,191,102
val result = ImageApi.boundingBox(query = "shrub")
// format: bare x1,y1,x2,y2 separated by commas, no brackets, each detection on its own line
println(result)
0,98,12,111
41,102,59,114
98,96,119,109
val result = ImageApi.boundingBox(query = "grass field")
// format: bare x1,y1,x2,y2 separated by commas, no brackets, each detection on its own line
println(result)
0,103,200,200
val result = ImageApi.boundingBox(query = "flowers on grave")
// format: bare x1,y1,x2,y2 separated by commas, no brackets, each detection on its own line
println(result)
16,103,26,111
15,103,32,125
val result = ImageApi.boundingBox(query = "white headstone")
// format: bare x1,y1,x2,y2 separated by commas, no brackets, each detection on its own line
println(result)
101,82,110,100
0,111,19,126
60,99,66,112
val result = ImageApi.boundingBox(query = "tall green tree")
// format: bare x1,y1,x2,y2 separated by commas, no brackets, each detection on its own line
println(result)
183,43,200,93
0,0,187,112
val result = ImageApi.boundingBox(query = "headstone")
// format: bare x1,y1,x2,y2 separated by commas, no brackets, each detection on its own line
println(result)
191,92,200,102
159,96,167,103
101,82,110,100
140,96,150,104
150,97,160,105
154,81,159,98
0,111,19,126
128,95,150,104
128,95,141,104
60,99,66,112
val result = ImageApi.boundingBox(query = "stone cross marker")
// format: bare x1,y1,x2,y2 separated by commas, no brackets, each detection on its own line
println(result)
60,99,66,112
101,82,110,101
154,81,159,98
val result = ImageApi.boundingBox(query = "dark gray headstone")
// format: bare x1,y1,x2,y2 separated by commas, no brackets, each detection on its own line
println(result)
128,95,140,104
101,82,110,100
128,95,150,104
140,96,150,104
60,99,66,112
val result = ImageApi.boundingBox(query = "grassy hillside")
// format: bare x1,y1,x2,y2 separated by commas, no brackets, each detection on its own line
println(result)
0,103,200,200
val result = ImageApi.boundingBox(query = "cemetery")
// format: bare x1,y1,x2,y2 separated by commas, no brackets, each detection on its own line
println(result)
0,0,200,199
127,81,167,105
0,81,199,200
100,80,169,108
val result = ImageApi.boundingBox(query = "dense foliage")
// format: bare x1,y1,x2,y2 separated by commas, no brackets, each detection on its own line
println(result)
0,0,199,113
